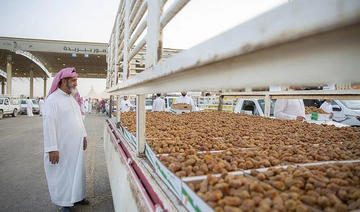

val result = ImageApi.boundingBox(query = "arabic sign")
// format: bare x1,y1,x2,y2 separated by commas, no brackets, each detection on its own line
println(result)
63,46,107,54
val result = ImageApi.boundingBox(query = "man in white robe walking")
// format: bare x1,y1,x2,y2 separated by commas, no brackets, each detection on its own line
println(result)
26,97,34,117
43,67,89,212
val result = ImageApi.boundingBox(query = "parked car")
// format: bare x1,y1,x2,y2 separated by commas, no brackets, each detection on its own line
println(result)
234,99,275,117
19,99,40,115
331,100,360,126
0,97,20,119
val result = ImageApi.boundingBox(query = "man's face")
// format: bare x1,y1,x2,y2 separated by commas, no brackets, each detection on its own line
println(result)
124,96,128,100
65,77,77,94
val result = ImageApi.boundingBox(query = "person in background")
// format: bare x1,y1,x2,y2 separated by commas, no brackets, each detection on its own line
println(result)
274,86,305,121
43,67,88,212
88,98,93,113
84,99,89,114
152,93,165,111
39,97,45,116
100,99,106,114
120,96,133,112
175,91,196,111
26,97,34,117
320,99,334,118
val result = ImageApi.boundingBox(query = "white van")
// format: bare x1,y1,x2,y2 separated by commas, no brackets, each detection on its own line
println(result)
331,100,360,126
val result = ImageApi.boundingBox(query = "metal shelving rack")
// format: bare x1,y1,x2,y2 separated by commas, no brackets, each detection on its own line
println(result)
106,0,360,156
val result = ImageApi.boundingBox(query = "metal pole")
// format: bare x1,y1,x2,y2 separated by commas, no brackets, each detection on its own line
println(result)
43,77,47,97
116,95,121,122
264,94,271,117
123,0,131,79
136,94,145,156
6,55,12,95
29,66,34,98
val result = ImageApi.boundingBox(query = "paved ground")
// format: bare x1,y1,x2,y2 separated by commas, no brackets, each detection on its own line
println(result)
0,114,114,212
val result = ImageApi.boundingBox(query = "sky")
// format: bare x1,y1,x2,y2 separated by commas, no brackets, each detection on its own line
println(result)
0,0,287,97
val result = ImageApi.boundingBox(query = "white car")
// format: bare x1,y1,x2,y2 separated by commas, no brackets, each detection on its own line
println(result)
19,99,40,115
234,99,275,116
0,97,20,119
331,100,360,126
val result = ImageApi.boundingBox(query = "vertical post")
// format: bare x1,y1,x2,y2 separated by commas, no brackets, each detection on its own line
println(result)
123,0,131,79
1,78,5,94
146,0,162,67
264,94,271,117
136,94,145,156
29,66,34,99
109,95,113,118
114,14,120,85
43,77,47,97
134,0,163,156
117,95,121,122
218,95,224,111
6,55,12,95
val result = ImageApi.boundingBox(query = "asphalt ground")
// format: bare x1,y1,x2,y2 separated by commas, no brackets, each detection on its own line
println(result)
0,113,114,212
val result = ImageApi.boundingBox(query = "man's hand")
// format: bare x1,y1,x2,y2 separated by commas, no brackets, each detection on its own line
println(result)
296,116,305,121
49,151,59,164
83,137,87,150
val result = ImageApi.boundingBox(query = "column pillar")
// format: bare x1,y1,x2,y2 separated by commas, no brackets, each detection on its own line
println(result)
29,65,34,98
6,55,12,95
1,78,5,94
43,77,47,97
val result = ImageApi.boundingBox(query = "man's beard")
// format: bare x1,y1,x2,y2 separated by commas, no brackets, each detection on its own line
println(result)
66,81,76,95
70,88,76,95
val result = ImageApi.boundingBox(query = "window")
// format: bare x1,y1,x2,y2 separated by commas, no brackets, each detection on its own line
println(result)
0,99,3,104
340,100,360,110
241,100,256,115
146,99,153,106
258,99,276,116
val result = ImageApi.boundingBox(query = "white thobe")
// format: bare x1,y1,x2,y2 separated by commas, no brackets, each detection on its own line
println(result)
152,97,165,112
39,99,45,115
274,99,305,120
26,99,34,116
88,101,92,113
43,89,87,207
175,96,196,111
120,99,133,112
320,101,333,113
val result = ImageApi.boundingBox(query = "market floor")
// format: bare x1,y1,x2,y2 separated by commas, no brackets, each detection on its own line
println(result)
0,114,114,212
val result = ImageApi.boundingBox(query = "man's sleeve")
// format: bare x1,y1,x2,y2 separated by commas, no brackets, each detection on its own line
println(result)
274,99,297,120
43,101,58,152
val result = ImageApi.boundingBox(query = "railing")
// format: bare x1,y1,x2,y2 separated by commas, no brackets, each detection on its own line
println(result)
106,0,360,155
107,0,188,88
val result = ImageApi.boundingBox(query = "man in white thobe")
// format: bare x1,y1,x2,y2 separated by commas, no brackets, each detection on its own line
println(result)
320,99,333,113
26,97,34,117
88,99,92,113
274,99,305,120
120,96,133,112
43,67,88,212
152,93,165,112
175,92,196,111
39,98,45,116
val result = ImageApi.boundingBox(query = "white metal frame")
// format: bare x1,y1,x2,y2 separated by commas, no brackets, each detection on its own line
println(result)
107,0,360,154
